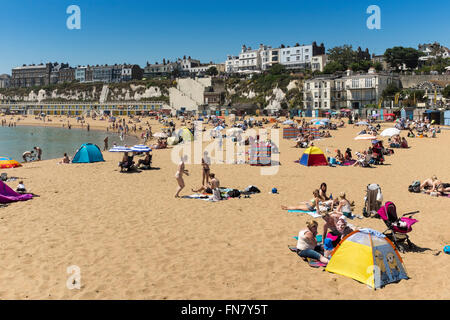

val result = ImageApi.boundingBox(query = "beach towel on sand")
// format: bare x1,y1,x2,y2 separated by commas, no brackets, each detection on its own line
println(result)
0,181,33,204
287,209,322,218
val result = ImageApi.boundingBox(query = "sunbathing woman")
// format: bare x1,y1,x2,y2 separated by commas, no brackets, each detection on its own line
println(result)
335,150,345,164
333,192,353,218
436,183,450,195
281,189,322,213
296,220,329,264
420,175,440,193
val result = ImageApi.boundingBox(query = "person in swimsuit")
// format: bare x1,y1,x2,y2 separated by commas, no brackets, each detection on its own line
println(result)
175,155,189,198
281,189,322,213
323,216,354,258
333,192,353,218
296,220,329,264
435,182,450,195
420,175,440,193
201,158,210,186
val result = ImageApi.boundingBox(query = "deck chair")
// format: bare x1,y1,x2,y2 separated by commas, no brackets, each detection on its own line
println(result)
1,173,7,182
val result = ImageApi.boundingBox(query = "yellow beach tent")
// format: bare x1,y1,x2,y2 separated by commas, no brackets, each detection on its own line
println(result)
325,229,408,289
177,127,193,143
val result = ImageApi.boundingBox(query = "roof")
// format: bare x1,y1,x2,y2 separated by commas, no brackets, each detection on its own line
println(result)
13,65,48,70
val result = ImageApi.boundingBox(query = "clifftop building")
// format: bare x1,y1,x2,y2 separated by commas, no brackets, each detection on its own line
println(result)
0,74,11,88
303,68,400,110
225,42,326,73
11,63,52,88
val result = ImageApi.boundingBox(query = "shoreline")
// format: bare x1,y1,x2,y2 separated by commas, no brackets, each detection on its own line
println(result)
1,117,143,162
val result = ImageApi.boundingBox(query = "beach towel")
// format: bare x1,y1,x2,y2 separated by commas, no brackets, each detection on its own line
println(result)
0,180,33,204
341,160,356,166
288,209,322,218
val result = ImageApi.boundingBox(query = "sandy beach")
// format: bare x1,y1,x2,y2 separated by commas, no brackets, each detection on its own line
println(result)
0,114,449,300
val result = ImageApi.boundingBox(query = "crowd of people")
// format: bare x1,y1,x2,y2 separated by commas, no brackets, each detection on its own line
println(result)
282,183,358,265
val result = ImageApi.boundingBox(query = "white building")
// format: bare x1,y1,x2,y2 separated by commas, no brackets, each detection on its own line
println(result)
279,42,326,70
0,74,11,88
261,47,280,70
225,55,240,73
303,68,400,110
225,42,325,73
311,54,328,72
279,44,313,69
238,44,264,72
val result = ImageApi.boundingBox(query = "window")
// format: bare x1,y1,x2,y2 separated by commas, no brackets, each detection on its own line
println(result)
287,57,290,62
314,92,318,98
365,78,373,87
315,82,318,88
305,55,309,59
352,79,359,88
296,56,300,60
307,83,310,89
324,92,327,98
324,101,327,108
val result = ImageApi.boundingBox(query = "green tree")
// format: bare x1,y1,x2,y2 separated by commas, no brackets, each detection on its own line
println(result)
205,66,218,76
322,61,345,74
268,64,286,75
382,83,400,99
374,62,383,72
327,45,356,69
384,47,424,71
443,85,450,99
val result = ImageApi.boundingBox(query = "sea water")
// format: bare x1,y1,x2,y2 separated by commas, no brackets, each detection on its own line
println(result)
0,126,138,161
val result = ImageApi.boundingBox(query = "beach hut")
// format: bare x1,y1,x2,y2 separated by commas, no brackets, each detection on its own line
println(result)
325,229,409,289
299,146,328,166
72,143,104,163
444,110,450,126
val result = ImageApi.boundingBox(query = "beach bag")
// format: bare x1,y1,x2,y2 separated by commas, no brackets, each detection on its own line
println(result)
376,189,383,202
227,189,241,198
244,185,261,194
408,181,421,193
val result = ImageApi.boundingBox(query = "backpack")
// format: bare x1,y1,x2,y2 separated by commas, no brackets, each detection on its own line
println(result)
244,185,260,194
227,189,241,198
408,181,421,193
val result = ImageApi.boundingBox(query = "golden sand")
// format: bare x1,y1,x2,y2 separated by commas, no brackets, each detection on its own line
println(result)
0,114,449,299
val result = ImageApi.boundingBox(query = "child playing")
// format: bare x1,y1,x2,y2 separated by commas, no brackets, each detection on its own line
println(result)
16,181,26,193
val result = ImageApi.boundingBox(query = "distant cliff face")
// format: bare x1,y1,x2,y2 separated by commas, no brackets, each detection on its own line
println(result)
225,77,303,110
0,80,173,103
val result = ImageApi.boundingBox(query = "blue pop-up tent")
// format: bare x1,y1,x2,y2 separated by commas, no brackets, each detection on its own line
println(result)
72,143,104,163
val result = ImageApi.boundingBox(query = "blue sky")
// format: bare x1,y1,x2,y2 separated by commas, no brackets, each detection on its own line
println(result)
0,0,449,74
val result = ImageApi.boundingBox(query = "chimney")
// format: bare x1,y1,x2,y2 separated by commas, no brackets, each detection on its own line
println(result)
346,69,353,76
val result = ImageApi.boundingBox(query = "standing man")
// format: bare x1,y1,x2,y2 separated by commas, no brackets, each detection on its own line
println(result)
34,146,42,161
104,136,109,151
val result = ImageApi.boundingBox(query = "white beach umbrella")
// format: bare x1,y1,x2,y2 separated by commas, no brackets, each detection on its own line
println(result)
356,121,369,126
214,125,225,131
380,128,401,137
283,120,294,125
131,145,152,152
